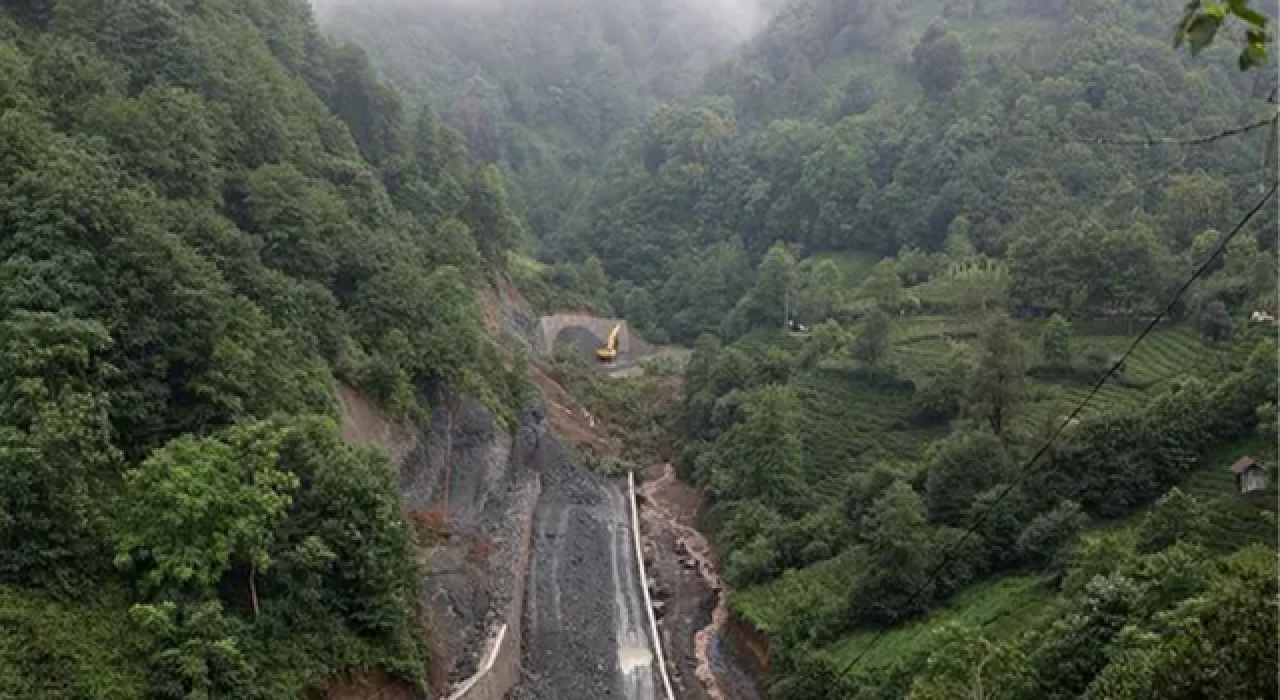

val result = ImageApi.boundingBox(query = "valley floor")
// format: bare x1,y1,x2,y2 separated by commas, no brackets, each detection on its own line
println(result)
511,449,660,700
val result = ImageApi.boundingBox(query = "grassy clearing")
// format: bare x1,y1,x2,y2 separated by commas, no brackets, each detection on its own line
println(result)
828,574,1056,670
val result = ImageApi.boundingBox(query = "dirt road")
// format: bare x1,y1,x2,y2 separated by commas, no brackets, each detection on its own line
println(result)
511,454,659,700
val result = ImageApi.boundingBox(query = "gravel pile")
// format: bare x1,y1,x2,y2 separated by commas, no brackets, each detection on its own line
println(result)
508,454,658,700
552,325,607,363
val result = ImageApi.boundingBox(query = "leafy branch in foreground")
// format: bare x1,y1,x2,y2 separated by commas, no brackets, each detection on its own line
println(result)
1176,0,1273,69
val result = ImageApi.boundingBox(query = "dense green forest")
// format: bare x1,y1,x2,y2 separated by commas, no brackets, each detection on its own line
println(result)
320,0,781,244
329,0,1278,697
0,0,533,695
564,0,1275,343
644,0,1278,697
3,0,1276,695
334,0,1277,342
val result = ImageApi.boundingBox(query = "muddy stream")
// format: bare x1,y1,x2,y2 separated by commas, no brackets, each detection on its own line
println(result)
638,464,763,700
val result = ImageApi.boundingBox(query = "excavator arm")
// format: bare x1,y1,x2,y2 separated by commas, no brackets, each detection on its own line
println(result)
596,323,621,362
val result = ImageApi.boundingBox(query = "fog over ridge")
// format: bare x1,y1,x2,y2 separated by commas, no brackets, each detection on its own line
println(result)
311,0,778,38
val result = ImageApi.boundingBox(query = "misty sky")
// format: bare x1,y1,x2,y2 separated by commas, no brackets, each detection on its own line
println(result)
311,0,778,38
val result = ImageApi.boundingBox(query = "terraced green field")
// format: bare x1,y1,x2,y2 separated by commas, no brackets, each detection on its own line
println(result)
792,367,946,501
1178,437,1278,552
784,317,1237,510
892,315,985,344
745,311,1266,686
887,318,1231,427
829,574,1057,670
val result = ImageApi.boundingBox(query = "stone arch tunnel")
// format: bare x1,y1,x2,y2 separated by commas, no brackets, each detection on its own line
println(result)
538,314,651,366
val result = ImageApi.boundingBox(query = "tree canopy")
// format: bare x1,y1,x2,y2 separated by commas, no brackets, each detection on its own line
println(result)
0,0,531,692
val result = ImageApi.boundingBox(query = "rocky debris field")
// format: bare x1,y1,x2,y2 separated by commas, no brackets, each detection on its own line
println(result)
640,510,714,700
509,443,659,700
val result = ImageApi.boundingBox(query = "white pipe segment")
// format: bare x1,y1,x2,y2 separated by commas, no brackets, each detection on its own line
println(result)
629,471,677,700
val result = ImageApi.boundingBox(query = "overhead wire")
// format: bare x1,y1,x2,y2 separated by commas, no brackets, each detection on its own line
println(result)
836,180,1278,679
1052,112,1277,146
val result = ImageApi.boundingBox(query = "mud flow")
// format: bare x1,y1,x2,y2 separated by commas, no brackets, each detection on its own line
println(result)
638,464,764,700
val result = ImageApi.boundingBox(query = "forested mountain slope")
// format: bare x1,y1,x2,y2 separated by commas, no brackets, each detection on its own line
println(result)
318,0,780,242
314,0,1279,698
571,0,1273,339
613,1,1278,698
0,0,531,695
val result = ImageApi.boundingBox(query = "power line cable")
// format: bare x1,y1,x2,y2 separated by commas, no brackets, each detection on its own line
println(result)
837,181,1278,679
1053,113,1277,146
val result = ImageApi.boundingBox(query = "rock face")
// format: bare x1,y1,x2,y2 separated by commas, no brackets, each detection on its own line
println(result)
407,399,547,695
337,280,669,700
336,383,547,696
336,379,663,700
399,395,515,528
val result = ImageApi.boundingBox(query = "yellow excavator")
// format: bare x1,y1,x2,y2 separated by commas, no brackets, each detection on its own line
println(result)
596,323,621,362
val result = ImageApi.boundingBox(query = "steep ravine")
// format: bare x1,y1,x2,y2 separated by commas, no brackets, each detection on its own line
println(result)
336,382,543,696
639,464,765,700
509,302,764,699
337,278,763,699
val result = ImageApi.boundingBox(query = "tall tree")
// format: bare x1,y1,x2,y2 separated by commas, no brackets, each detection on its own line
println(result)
465,165,525,266
923,430,1012,526
913,341,974,424
1136,488,1208,554
749,242,799,330
114,421,299,614
853,481,934,625
859,259,903,311
708,385,807,516
966,315,1029,436
908,624,1030,700
853,308,893,368
0,312,119,587
1199,300,1233,341
796,258,843,323
1040,313,1073,367
912,24,967,95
